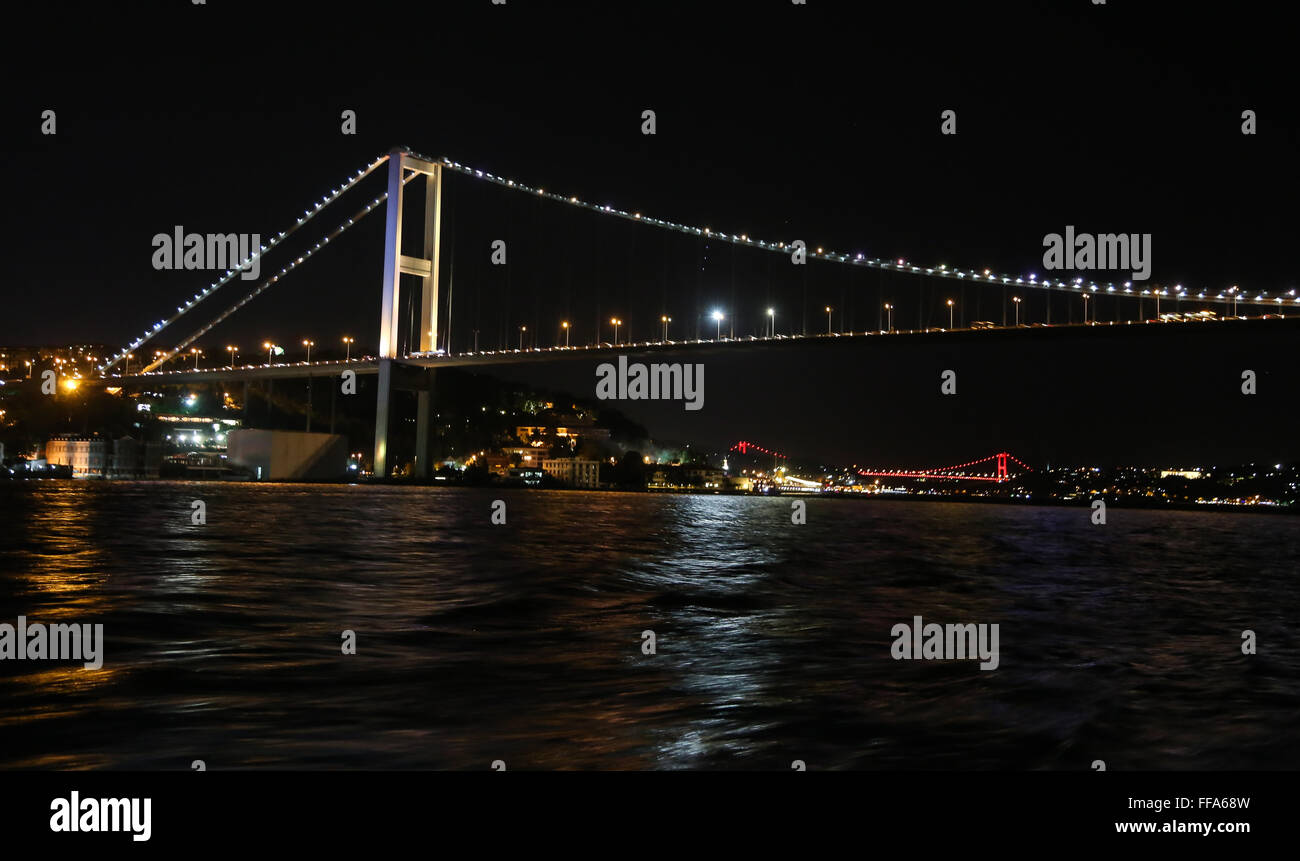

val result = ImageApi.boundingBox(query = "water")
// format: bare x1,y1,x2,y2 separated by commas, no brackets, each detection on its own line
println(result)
2,481,1298,770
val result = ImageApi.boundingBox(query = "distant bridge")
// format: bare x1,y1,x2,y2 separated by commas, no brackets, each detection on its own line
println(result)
857,452,1033,483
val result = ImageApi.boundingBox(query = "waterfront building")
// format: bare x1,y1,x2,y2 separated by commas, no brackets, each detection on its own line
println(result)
541,457,601,488
45,434,108,478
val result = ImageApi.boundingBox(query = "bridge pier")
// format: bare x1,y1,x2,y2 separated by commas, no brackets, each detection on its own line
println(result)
374,356,392,478
373,359,393,477
414,369,436,479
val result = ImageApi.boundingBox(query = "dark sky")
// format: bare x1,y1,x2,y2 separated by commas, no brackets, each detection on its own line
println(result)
2,1,1295,466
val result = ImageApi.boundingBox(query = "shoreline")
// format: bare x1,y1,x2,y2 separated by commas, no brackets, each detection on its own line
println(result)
3,476,1294,516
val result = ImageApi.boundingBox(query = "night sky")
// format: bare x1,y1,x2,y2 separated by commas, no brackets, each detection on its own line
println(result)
3,1,1295,466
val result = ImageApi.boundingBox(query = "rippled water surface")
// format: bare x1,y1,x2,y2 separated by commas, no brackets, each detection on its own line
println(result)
2,481,1298,769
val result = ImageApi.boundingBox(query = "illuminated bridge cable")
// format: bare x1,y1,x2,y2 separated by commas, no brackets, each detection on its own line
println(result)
140,170,422,373
102,154,393,374
408,148,1298,311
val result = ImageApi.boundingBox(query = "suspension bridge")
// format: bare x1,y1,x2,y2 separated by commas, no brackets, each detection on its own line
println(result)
80,146,1297,478
857,452,1034,483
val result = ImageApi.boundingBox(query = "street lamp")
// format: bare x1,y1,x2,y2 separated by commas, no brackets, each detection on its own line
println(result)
561,321,570,348
825,306,833,334
123,354,133,376
884,303,893,332
342,336,353,361
1082,292,1090,324
947,298,955,329
712,310,724,340
611,318,622,344
766,307,774,337
519,326,527,350
302,339,314,363
1012,296,1021,325
264,341,274,364
191,347,202,370
661,315,671,341
226,345,238,369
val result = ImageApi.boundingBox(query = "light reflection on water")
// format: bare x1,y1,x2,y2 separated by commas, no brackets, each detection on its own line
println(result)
1,481,1298,770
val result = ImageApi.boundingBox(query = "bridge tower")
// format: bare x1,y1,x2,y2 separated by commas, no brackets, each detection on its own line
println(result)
996,452,1008,481
374,147,443,478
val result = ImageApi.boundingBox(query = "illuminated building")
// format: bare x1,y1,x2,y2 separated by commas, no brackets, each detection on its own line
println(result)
541,457,600,488
44,435,108,478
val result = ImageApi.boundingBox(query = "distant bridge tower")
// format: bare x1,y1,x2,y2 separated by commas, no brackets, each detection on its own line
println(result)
374,147,443,478
996,452,1008,481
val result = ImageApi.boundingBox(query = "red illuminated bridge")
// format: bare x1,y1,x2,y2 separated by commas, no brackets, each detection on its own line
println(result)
857,452,1033,483
730,440,789,460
